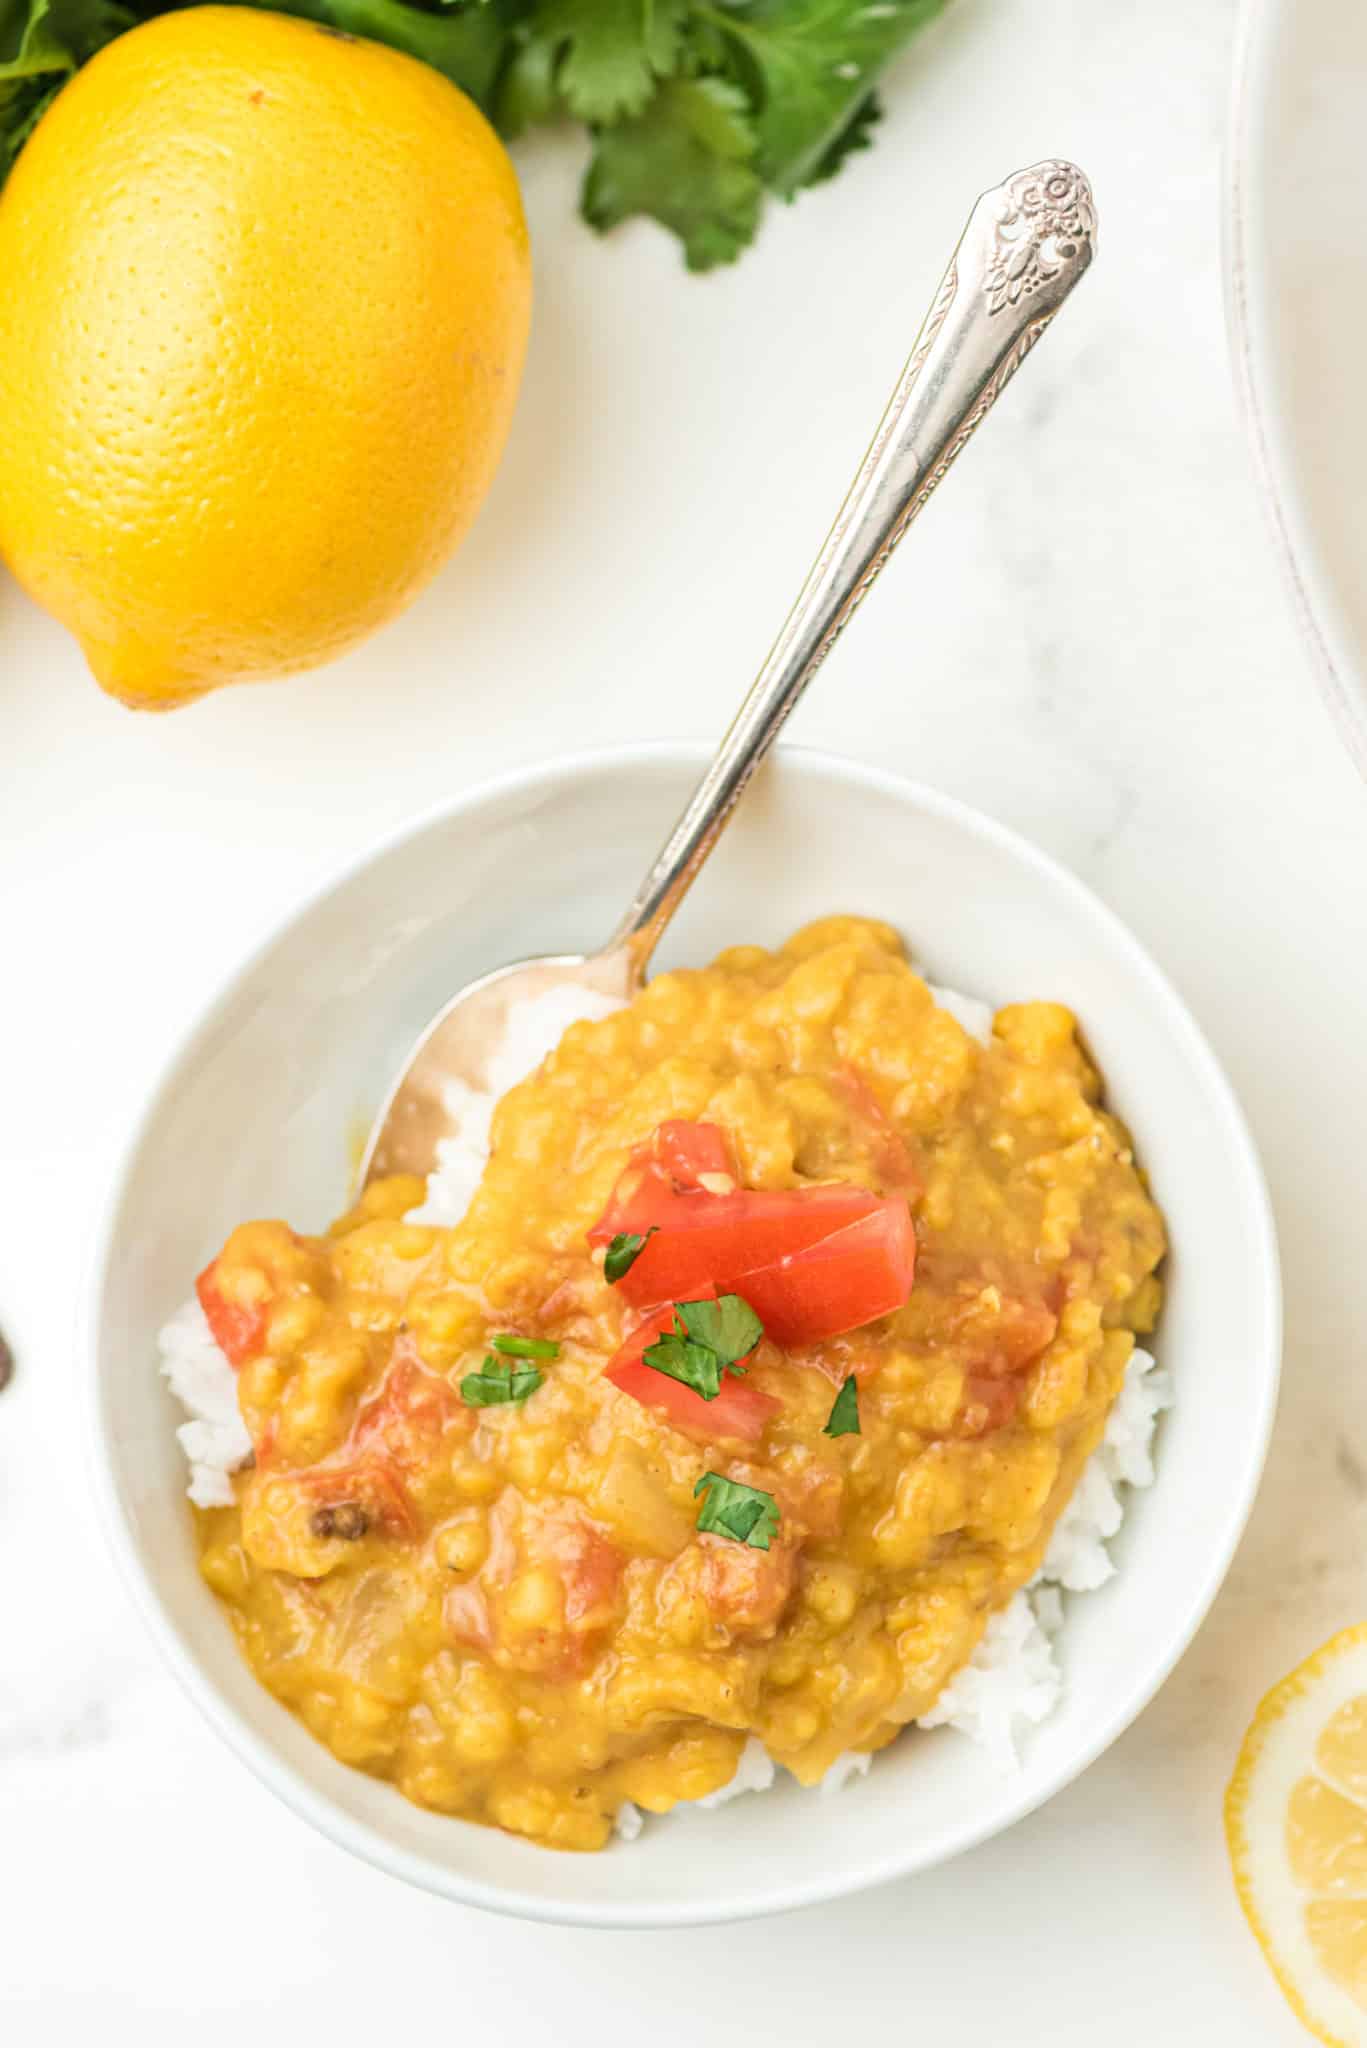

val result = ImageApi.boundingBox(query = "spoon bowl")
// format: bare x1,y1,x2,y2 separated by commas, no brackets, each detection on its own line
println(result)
361,951,633,1183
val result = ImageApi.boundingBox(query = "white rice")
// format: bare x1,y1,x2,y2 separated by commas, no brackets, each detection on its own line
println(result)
158,1295,253,1508
407,986,625,1228
915,1343,1171,1773
160,972,1169,1820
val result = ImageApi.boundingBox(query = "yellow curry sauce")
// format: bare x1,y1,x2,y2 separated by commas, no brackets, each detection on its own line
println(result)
195,917,1165,1850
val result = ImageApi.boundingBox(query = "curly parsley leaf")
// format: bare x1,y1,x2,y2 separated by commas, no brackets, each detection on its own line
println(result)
700,0,949,195
582,74,764,272
823,1372,860,1436
694,1470,780,1548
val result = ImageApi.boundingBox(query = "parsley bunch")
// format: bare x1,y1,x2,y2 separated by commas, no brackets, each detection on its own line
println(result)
0,0,951,267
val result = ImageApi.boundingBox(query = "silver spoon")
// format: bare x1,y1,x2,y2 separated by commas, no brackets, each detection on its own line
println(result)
361,160,1097,1188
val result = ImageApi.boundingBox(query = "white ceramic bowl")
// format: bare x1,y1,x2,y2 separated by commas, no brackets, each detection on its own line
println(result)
86,745,1280,1927
1228,0,1367,776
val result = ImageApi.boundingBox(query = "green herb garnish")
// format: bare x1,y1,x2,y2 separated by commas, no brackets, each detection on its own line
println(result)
459,1356,545,1406
693,1472,780,1549
642,1293,763,1400
604,1229,657,1283
823,1374,860,1437
643,1328,726,1400
491,1333,561,1359
0,0,955,269
675,1295,763,1361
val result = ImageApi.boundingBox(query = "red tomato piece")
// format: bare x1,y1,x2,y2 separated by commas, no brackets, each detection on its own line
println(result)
595,1185,914,1347
589,1121,733,1242
719,1201,918,1347
942,1273,1060,1377
605,1302,779,1445
972,1295,1058,1376
445,1496,624,1675
259,1341,467,1550
956,1375,1023,1438
836,1065,926,1201
527,1511,624,1629
350,1340,468,1474
652,1120,733,1188
695,1533,797,1637
590,1121,918,1347
196,1257,266,1370
296,1451,419,1540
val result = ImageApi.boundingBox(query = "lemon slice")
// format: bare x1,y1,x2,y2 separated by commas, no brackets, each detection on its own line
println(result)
1227,1625,1367,2044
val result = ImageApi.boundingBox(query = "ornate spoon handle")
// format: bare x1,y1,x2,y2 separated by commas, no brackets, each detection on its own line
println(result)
607,160,1097,973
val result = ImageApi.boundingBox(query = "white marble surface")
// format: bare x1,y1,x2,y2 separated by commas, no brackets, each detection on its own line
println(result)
2,0,1363,2038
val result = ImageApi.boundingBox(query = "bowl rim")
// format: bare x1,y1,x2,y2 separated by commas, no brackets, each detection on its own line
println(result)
1226,0,1367,780
83,739,1282,1927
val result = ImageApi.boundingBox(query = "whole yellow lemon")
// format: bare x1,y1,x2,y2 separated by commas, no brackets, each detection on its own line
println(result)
0,8,531,707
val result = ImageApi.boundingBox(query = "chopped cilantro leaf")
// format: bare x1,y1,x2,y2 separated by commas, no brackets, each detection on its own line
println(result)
674,1294,763,1366
700,0,951,196
823,1373,860,1437
643,1293,763,1400
534,0,689,123
460,1357,545,1406
803,91,881,190
604,1228,657,1283
642,1328,725,1400
495,27,564,138
491,1333,561,1359
582,75,765,273
693,1471,780,1548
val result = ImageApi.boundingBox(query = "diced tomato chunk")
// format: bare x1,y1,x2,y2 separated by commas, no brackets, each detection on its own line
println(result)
976,1295,1058,1375
719,1201,917,1346
591,1119,917,1353
836,1065,926,1200
695,1534,797,1637
297,1452,419,1539
250,1339,466,1558
943,1276,1059,1377
243,1447,420,1572
589,1122,734,1242
605,1302,779,1445
196,1256,266,1370
602,1182,874,1277
445,1496,624,1676
652,1120,733,1188
592,1174,915,1348
528,1512,624,1628
351,1340,468,1473
956,1374,1023,1437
